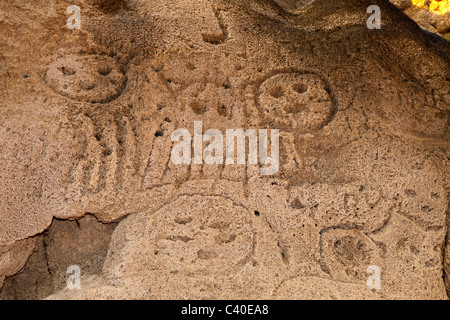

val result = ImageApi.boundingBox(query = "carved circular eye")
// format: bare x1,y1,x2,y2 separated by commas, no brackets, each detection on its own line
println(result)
269,85,283,98
293,83,307,94
190,99,207,115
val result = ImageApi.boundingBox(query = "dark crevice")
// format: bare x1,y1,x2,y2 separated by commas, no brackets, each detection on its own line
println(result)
0,214,117,300
42,234,52,277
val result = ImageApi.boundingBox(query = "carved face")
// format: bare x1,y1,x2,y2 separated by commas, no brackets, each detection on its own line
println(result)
257,72,335,133
105,195,255,278
45,54,126,103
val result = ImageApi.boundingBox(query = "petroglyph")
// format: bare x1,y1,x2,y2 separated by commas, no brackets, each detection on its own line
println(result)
45,54,126,103
319,228,383,282
256,72,336,134
0,0,449,300
104,195,255,279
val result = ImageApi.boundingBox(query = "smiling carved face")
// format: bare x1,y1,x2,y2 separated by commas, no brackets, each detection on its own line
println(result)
257,72,335,133
45,54,126,103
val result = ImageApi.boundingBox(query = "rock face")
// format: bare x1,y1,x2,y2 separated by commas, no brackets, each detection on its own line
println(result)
0,0,449,299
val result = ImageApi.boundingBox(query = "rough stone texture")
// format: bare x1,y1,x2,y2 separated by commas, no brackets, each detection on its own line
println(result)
0,238,36,277
389,0,450,39
0,215,116,300
0,236,54,300
277,0,450,39
0,0,449,299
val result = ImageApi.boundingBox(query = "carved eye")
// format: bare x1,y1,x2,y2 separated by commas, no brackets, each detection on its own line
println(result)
185,62,196,71
190,100,207,115
293,83,307,94
217,104,228,117
269,85,283,98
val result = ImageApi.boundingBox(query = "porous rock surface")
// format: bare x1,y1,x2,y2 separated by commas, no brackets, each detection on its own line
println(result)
389,0,450,39
0,0,449,299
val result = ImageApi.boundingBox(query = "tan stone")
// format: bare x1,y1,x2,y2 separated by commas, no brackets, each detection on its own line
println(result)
390,0,450,38
0,0,448,299
0,238,35,277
